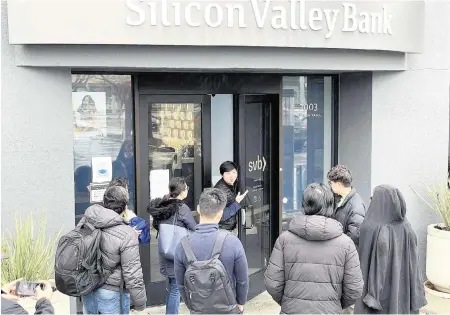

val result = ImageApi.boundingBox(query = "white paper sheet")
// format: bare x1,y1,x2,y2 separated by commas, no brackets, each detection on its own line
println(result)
150,169,170,199
89,183,109,203
92,156,113,183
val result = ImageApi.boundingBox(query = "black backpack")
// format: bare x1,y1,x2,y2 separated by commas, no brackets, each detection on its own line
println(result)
55,220,110,297
181,230,238,314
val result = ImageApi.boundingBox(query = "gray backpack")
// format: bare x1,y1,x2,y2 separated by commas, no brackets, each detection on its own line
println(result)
54,220,110,296
181,230,238,314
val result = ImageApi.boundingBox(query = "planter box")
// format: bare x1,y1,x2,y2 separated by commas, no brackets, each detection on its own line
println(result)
426,224,450,293
424,280,450,314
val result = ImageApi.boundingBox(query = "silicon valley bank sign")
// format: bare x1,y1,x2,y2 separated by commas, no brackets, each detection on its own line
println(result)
7,0,424,53
127,0,393,38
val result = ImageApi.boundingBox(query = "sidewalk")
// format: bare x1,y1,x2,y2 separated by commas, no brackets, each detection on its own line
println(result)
145,291,281,314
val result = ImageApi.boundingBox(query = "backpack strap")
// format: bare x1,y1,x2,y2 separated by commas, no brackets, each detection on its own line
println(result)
181,236,197,264
211,230,230,259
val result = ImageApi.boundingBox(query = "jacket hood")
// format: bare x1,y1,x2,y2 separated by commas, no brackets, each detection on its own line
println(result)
366,184,406,223
147,198,183,221
288,215,343,241
84,204,125,229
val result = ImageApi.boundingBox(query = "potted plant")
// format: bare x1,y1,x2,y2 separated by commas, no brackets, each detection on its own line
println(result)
412,182,450,313
1,213,65,312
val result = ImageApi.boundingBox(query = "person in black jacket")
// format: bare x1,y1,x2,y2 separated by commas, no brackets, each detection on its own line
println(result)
1,279,54,314
327,165,366,247
214,161,248,233
147,177,197,315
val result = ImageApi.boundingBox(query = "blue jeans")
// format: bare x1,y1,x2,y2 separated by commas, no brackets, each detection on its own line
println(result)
166,277,180,314
82,288,131,314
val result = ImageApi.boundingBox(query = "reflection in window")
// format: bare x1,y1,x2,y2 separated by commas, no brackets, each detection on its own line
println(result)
72,75,135,219
148,102,202,283
281,76,334,229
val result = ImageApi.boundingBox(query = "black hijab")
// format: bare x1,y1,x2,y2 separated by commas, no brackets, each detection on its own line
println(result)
355,185,427,314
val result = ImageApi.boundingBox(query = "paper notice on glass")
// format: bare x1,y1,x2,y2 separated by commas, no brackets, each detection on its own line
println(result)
150,169,170,199
89,182,109,203
92,156,113,183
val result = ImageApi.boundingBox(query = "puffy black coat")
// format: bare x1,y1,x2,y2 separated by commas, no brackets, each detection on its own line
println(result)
147,198,197,277
1,297,54,314
80,205,147,310
214,178,239,231
333,188,366,247
264,215,364,314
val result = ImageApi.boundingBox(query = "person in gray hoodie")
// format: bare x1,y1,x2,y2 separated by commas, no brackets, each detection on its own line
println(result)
264,183,363,314
81,186,147,314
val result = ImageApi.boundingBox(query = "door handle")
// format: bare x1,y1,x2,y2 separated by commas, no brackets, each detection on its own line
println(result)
242,206,255,229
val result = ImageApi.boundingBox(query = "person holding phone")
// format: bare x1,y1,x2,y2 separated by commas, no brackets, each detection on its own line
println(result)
214,161,248,234
1,278,54,314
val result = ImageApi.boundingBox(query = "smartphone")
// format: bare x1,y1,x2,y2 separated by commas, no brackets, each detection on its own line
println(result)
15,281,42,297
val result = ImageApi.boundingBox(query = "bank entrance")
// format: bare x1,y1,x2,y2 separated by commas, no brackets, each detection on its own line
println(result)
135,74,281,305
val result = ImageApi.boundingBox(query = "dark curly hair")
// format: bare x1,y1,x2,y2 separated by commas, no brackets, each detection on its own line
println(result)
327,164,352,187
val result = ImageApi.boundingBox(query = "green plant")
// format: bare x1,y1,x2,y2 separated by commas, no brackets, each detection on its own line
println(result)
1,213,61,285
411,182,450,230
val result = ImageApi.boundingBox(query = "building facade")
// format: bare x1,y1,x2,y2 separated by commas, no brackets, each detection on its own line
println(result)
1,0,449,310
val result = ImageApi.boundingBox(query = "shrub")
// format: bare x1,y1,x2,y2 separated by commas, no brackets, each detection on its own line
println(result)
1,213,61,285
411,182,450,231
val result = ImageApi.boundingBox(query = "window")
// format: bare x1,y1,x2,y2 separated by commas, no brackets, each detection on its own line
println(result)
281,76,335,228
72,75,135,219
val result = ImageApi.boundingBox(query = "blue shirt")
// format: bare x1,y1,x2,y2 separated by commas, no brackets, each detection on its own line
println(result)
128,217,150,245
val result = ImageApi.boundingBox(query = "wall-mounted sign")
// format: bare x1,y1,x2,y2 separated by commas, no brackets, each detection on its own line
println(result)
89,182,110,203
7,0,424,53
249,155,267,172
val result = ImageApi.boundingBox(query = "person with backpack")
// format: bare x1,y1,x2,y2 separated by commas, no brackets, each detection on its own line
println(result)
107,177,150,245
174,188,249,314
147,177,197,315
56,185,147,314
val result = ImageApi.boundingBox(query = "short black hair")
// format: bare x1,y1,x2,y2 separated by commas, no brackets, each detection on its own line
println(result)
168,177,187,198
198,188,227,219
219,161,238,175
327,165,352,187
103,186,129,214
107,177,129,190
302,183,334,218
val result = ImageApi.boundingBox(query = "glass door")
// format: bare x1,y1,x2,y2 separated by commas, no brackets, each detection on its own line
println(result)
136,94,211,305
235,94,279,299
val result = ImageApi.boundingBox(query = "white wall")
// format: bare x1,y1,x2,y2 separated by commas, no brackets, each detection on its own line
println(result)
1,2,75,238
211,95,234,186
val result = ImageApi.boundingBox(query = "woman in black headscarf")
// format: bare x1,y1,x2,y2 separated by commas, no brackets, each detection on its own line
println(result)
355,185,427,314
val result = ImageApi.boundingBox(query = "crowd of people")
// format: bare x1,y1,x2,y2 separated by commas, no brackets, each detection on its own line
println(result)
1,163,428,315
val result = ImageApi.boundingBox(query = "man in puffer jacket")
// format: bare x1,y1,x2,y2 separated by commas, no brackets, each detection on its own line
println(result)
264,183,363,314
327,165,366,247
81,186,147,314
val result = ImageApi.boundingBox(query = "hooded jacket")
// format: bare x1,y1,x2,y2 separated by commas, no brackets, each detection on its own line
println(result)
147,198,197,277
1,297,54,314
355,185,427,314
333,188,366,247
264,215,363,314
79,205,147,310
